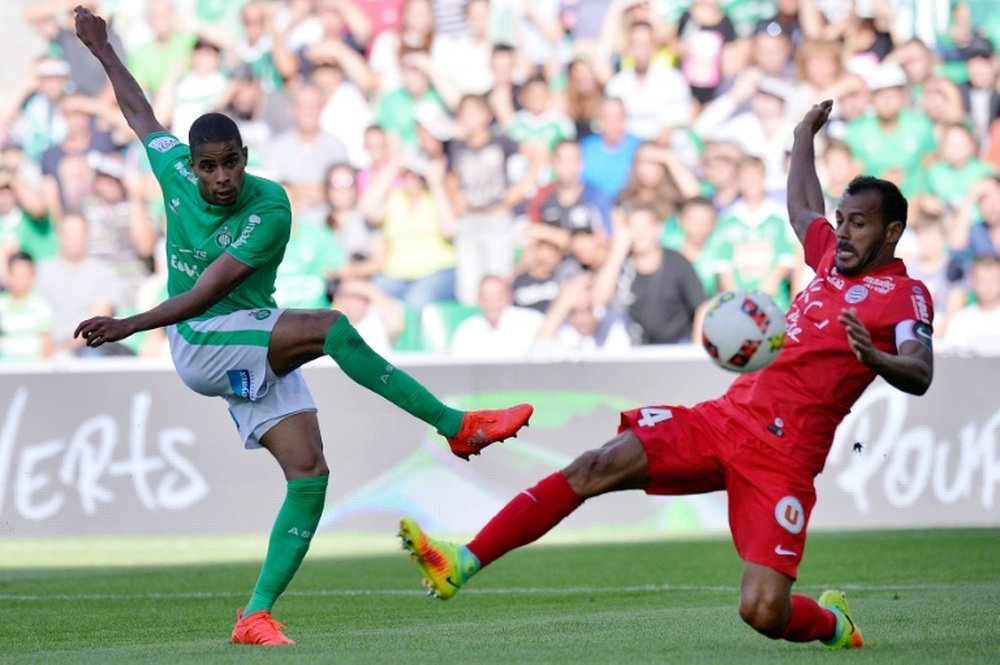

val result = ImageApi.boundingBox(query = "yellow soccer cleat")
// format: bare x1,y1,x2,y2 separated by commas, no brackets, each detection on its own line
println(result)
819,590,865,649
398,517,480,600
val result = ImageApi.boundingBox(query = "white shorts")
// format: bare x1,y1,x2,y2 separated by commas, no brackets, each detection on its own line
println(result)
167,308,317,449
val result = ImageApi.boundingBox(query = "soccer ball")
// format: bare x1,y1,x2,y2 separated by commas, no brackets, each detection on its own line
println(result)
701,289,787,373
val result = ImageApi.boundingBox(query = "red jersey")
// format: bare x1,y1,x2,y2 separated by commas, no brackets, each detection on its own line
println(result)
721,217,934,475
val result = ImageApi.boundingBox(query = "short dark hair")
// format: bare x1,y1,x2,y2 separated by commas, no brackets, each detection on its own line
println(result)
844,175,908,229
8,250,34,268
189,113,243,151
680,195,715,212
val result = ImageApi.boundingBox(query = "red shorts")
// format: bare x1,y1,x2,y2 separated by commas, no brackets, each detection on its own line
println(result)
619,400,817,579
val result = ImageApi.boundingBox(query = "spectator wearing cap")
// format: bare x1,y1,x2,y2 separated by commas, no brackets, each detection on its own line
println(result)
960,36,1000,144
361,151,457,314
605,21,692,140
695,72,797,192
845,61,937,198
512,223,576,313
4,56,72,163
24,0,127,97
413,100,456,163
448,274,544,359
154,38,230,142
594,204,705,345
662,195,720,297
0,251,53,362
526,140,612,235
580,97,642,201
265,84,350,212
673,0,739,106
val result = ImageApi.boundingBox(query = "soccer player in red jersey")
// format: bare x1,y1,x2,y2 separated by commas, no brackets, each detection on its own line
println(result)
400,99,935,650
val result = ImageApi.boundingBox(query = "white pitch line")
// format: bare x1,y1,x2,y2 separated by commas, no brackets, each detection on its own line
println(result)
0,582,961,603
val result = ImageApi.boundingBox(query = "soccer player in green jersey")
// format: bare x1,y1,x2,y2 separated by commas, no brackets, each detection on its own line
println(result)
71,7,532,646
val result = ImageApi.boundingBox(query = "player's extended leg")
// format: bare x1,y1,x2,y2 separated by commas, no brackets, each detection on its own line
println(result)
400,430,649,598
739,563,863,648
268,310,532,459
232,412,329,646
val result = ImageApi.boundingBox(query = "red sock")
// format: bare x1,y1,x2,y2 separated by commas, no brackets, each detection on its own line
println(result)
467,472,583,567
781,594,838,642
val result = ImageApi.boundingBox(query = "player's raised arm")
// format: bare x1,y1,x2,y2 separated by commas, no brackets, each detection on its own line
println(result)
786,100,833,244
74,6,166,143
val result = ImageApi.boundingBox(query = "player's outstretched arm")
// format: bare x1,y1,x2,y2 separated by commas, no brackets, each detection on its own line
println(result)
838,308,934,395
74,6,166,143
75,253,256,348
787,100,833,245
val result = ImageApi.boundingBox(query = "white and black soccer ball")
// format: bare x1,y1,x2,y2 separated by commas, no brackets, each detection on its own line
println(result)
701,289,787,373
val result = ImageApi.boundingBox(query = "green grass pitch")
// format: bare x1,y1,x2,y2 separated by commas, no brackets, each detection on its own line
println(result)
1,529,997,663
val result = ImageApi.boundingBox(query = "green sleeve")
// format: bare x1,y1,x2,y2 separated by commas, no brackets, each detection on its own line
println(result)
143,131,191,182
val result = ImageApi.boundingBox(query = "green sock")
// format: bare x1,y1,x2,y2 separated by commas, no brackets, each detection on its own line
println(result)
323,316,464,436
244,475,328,615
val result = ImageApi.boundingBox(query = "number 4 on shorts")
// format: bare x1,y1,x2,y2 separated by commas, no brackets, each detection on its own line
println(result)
638,407,672,427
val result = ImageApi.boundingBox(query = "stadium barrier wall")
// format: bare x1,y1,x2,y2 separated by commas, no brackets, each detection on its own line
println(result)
0,352,997,537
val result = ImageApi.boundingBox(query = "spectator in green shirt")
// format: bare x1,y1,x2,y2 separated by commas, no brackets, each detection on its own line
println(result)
925,122,996,208
845,62,937,199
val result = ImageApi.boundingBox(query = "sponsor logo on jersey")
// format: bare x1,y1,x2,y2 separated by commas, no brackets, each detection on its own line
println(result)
863,275,896,294
173,160,197,184
844,284,869,304
910,286,930,323
170,254,200,277
216,227,233,248
774,495,805,534
227,369,254,399
149,136,180,153
826,272,845,290
233,214,262,248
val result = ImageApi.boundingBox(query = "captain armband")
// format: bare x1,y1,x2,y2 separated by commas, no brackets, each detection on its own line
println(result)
895,320,933,352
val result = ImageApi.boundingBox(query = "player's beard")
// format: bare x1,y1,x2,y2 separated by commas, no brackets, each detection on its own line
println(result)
837,236,885,276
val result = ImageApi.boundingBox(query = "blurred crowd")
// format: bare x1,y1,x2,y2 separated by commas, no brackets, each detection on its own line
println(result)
1,0,999,363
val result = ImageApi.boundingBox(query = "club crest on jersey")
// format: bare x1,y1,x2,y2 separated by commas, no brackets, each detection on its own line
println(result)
774,496,805,534
216,227,233,248
251,309,272,321
844,284,869,304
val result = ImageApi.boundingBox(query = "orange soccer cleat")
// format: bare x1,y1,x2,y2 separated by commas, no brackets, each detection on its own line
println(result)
231,609,295,646
446,403,534,460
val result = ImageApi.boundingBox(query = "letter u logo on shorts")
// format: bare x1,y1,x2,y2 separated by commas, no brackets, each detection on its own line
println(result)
774,496,805,534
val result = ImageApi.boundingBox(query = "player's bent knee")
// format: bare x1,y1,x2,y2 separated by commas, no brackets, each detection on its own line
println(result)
738,594,789,637
563,439,643,497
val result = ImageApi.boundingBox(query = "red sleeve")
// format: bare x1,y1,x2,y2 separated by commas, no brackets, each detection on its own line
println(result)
803,217,834,270
883,279,935,327
526,184,556,224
